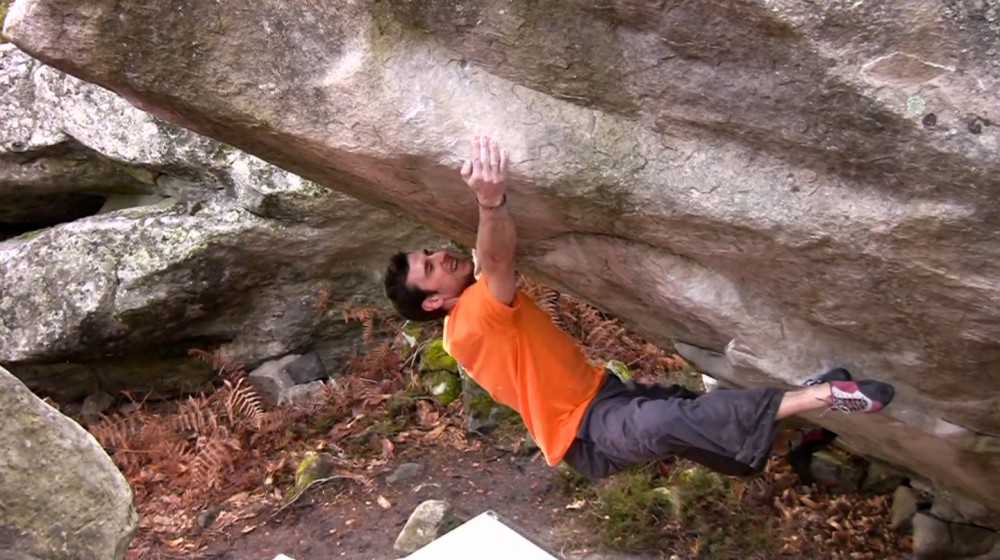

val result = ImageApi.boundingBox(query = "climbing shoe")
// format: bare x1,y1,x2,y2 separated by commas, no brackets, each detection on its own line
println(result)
804,367,852,386
823,380,895,414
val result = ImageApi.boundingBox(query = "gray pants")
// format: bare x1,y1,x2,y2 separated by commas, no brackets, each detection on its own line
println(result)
562,373,785,479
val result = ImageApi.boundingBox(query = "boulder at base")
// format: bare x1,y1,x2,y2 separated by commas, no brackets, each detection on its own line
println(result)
0,365,137,560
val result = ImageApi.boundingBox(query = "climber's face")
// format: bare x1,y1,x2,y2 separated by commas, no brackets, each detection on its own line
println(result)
406,249,475,313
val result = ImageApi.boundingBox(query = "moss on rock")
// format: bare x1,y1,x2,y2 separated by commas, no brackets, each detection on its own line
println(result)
426,370,461,405
0,0,9,42
284,451,335,502
606,359,632,382
462,370,518,432
419,338,457,374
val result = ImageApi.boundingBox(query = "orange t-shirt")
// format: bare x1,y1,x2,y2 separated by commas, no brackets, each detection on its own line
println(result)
443,276,605,465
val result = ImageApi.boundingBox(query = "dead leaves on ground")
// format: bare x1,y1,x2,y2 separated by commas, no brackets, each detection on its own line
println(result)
766,460,908,559
93,288,906,560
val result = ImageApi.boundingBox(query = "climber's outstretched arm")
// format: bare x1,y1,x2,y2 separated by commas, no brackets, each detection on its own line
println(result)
461,135,515,305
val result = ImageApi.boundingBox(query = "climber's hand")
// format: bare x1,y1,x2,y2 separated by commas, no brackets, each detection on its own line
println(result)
460,135,509,207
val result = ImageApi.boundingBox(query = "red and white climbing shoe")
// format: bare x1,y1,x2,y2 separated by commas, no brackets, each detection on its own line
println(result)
804,367,852,387
823,380,895,414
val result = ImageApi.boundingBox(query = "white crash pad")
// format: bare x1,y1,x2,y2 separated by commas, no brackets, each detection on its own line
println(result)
406,510,556,560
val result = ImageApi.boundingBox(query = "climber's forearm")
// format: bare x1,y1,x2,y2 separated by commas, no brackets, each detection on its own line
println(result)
475,197,517,303
461,135,515,305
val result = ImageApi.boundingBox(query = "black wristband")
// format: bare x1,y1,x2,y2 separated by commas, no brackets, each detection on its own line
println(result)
478,193,507,210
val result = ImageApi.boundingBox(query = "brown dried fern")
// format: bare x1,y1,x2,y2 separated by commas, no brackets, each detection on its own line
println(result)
575,304,606,333
526,282,562,326
90,413,141,451
363,340,399,374
170,394,219,436
186,434,241,497
143,440,197,480
220,378,264,430
518,274,684,380
343,306,379,343
188,347,246,381
380,315,403,337
343,305,405,345
586,319,624,352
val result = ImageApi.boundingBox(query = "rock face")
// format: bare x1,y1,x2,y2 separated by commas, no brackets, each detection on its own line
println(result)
394,499,454,554
0,365,137,560
4,0,1000,526
0,44,440,399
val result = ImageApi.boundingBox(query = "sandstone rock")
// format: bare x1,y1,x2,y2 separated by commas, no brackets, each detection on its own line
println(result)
277,380,326,407
890,486,919,531
387,462,426,484
248,355,298,408
932,487,996,527
913,512,997,560
4,0,1000,527
248,355,327,407
284,352,328,384
416,343,515,432
394,499,454,554
0,45,441,399
861,460,908,495
808,450,864,493
0,551,47,560
461,364,517,434
0,365,136,560
913,513,954,559
79,390,115,425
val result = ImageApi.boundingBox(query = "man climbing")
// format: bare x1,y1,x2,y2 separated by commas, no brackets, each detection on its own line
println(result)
382,135,895,480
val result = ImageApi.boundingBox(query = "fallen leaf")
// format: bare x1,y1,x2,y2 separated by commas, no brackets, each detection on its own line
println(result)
226,491,250,504
565,499,587,510
376,495,392,509
381,438,395,459
416,400,439,426
732,480,746,502
424,424,447,440
799,495,821,509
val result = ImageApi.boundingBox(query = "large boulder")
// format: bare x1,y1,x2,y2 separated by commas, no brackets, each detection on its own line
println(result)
0,45,441,399
0,364,137,559
4,0,1000,526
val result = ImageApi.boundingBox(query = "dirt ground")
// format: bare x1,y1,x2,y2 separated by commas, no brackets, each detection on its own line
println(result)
164,431,909,560
110,384,913,560
88,288,911,560
194,437,604,560
75,368,913,560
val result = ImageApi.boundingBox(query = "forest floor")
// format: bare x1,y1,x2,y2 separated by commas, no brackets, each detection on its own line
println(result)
67,280,913,560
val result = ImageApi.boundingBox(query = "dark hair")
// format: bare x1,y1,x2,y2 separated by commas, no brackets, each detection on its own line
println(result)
383,251,447,322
